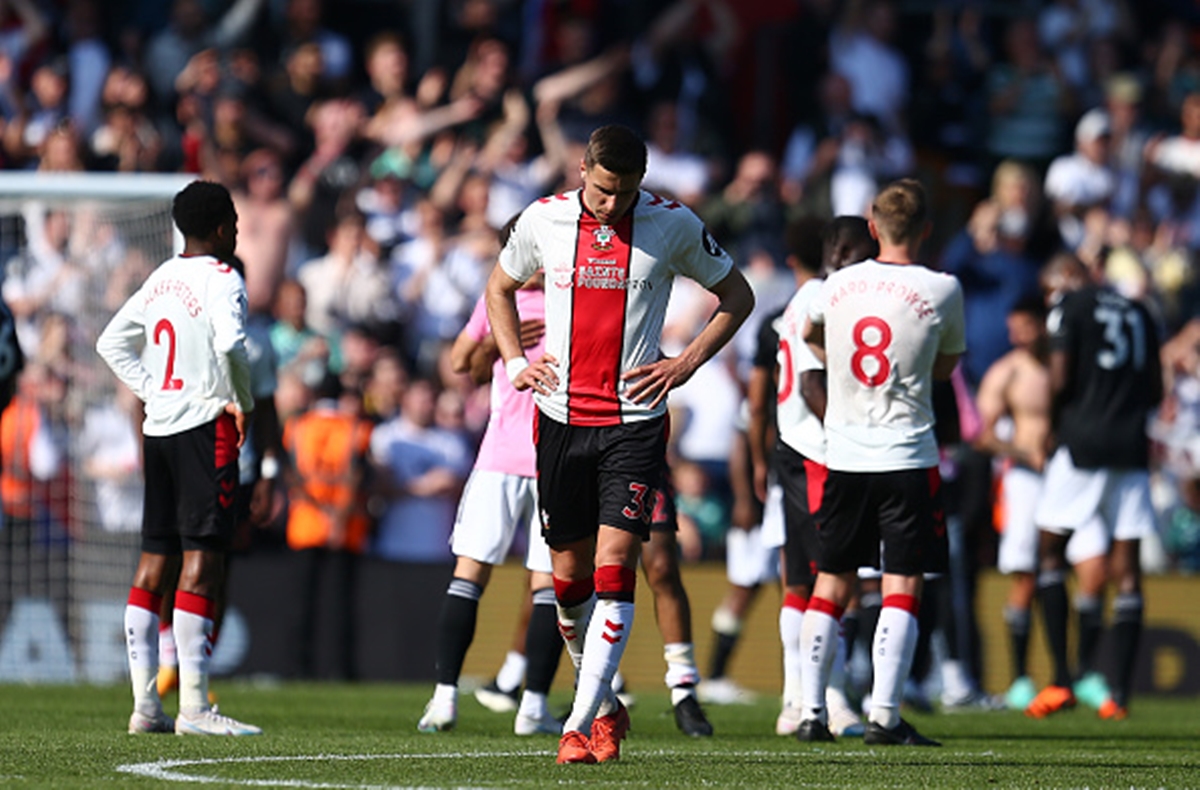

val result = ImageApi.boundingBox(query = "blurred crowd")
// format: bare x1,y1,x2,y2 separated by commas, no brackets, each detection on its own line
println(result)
5,0,1200,574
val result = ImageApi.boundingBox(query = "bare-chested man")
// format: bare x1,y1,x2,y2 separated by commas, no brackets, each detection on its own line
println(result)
234,148,295,315
974,291,1108,712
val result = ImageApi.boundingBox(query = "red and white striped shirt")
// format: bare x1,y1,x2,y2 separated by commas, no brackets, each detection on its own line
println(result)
499,189,733,426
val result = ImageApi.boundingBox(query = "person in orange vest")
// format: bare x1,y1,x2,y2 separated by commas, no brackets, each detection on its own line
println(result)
282,372,374,679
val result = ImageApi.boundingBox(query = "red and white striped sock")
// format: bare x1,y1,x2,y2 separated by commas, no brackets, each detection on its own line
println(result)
869,594,920,730
125,587,163,715
174,590,216,715
800,596,843,724
563,566,635,735
780,592,807,709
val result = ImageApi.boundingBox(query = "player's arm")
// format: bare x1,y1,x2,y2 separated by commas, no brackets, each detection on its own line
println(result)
801,317,825,364
746,364,771,503
624,267,754,407
485,264,558,394
800,370,827,421
449,325,490,383
932,353,961,381
96,295,153,402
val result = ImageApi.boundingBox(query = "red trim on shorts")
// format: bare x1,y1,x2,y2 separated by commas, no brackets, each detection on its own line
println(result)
553,576,595,607
175,589,217,620
804,459,828,515
215,412,238,468
807,596,845,620
594,565,637,594
127,587,162,613
566,211,633,425
783,592,808,612
882,594,920,616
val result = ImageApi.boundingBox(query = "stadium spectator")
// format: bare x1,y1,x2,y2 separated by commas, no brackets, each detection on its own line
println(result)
297,206,395,341
1044,108,1116,250
940,161,1050,387
985,16,1072,173
828,0,908,132
282,372,373,680
370,377,470,563
701,150,788,267
142,0,266,106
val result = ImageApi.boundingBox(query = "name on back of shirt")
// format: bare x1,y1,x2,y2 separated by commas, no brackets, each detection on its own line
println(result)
144,278,202,317
829,277,935,320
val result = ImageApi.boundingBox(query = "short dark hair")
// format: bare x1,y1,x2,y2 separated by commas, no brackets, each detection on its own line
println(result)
1010,293,1048,322
870,178,928,245
822,216,877,272
784,216,826,274
584,125,647,176
173,181,235,240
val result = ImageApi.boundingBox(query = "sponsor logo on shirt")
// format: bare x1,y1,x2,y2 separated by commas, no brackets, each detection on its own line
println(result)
551,261,653,291
701,227,725,257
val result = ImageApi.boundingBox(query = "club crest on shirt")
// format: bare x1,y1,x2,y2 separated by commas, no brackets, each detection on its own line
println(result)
592,225,615,251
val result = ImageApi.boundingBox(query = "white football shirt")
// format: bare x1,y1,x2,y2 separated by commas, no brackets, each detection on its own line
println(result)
776,278,826,463
97,253,254,437
498,189,733,426
809,259,965,471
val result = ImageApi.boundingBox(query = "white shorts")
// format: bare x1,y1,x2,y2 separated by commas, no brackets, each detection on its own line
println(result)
1034,447,1158,544
451,469,552,573
726,525,779,587
759,480,785,551
999,465,1109,573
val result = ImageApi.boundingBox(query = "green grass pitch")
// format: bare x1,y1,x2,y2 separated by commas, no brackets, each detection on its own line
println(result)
1,682,1197,788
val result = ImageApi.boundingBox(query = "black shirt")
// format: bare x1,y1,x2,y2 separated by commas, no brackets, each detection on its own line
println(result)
1049,286,1162,469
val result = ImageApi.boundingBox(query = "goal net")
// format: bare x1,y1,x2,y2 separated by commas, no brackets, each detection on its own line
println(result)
0,173,191,683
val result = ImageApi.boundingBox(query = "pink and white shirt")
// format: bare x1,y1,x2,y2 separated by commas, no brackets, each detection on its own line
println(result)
464,288,545,477
97,253,253,437
498,189,733,426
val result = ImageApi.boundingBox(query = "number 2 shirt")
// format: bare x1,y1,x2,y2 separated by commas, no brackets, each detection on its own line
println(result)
1048,285,1160,469
97,254,254,437
809,259,965,472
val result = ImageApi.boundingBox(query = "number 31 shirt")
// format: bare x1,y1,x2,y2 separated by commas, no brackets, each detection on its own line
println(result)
809,259,965,473
97,254,254,437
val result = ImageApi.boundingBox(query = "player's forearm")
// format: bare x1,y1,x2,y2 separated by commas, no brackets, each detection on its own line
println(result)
745,369,771,468
485,270,525,365
224,343,255,414
677,272,754,378
96,318,153,402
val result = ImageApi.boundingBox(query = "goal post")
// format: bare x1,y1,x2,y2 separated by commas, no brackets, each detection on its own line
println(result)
0,172,194,684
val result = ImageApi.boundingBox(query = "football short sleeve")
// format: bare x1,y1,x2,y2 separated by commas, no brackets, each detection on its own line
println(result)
497,210,541,284
938,278,967,356
670,209,733,289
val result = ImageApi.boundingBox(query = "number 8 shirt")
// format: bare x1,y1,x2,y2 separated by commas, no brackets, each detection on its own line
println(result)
808,260,965,473
97,254,254,436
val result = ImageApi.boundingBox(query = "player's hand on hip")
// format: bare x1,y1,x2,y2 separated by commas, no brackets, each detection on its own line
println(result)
518,318,546,349
623,356,692,408
223,402,246,448
513,354,559,395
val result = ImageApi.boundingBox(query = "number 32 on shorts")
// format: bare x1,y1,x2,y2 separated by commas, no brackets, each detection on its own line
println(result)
851,316,892,387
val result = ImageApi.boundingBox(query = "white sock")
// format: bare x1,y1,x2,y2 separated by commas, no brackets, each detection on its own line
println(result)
869,604,919,730
495,649,527,693
563,598,633,735
779,603,804,709
663,641,700,692
174,591,216,715
828,621,848,696
125,590,162,716
432,682,457,706
800,601,841,724
518,689,548,719
158,624,177,669
557,594,596,675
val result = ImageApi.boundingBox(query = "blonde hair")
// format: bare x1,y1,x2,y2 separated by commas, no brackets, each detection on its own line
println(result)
870,179,928,245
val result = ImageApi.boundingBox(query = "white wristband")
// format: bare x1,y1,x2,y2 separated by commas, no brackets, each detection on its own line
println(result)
505,356,530,384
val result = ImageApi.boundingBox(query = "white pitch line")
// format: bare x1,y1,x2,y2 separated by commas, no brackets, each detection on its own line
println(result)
116,745,1019,789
